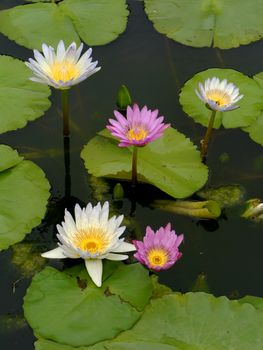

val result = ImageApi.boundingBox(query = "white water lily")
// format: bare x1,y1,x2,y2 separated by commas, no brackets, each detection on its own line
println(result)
41,202,135,287
25,40,101,89
196,77,243,112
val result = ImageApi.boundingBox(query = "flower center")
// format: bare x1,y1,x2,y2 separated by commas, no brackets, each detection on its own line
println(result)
126,127,147,141
73,228,109,255
147,248,168,267
50,61,80,82
206,90,231,106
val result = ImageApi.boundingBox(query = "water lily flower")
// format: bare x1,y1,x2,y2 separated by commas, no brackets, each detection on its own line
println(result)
196,77,243,112
25,40,101,89
133,223,184,271
41,202,135,287
107,104,170,147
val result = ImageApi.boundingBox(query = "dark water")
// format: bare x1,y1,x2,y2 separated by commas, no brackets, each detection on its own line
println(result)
1,0,263,348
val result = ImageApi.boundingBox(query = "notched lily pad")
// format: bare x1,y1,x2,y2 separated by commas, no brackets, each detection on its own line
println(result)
0,145,50,250
0,55,51,134
81,128,208,199
116,292,263,349
144,0,263,49
0,0,129,50
180,68,263,129
24,263,153,347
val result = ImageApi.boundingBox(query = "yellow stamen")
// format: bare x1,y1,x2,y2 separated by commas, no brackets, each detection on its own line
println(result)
126,127,147,141
49,60,80,82
147,248,168,267
73,227,109,254
206,90,231,106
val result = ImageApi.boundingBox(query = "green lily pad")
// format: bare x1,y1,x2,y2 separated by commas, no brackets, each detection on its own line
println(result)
144,0,263,49
28,287,263,349
197,184,245,208
81,128,208,199
239,296,263,310
242,73,263,146
0,55,51,134
116,292,263,349
179,68,263,129
0,0,128,50
23,263,153,347
0,145,50,250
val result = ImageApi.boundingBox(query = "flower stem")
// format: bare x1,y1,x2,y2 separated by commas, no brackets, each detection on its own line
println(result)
132,146,138,187
201,109,216,161
61,89,70,137
64,135,71,200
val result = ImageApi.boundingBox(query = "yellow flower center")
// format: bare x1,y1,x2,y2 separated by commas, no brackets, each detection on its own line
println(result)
50,60,80,82
126,127,147,141
206,90,231,106
73,228,109,254
147,248,168,267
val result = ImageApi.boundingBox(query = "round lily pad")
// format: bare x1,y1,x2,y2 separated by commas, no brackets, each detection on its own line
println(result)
0,0,129,50
81,128,208,199
0,145,50,250
116,292,263,349
23,263,153,347
0,55,51,134
179,68,263,129
144,0,263,49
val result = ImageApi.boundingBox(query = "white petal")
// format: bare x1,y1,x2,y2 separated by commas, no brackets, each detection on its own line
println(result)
106,253,129,261
41,247,67,259
85,259,103,287
56,40,66,60
112,242,136,253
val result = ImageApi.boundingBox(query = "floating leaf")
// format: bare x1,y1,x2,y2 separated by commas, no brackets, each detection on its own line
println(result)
0,1,128,50
24,263,153,347
242,72,263,146
197,184,245,208
152,199,221,219
116,292,263,349
81,128,208,199
0,55,51,134
60,0,128,46
239,296,263,310
243,112,263,146
0,145,22,172
144,0,263,49
179,68,263,129
0,145,50,250
28,285,263,349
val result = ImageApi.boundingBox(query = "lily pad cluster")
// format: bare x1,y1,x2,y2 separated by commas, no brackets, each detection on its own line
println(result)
0,55,51,134
0,145,50,250
144,0,263,49
81,128,208,199
0,0,129,50
24,262,263,349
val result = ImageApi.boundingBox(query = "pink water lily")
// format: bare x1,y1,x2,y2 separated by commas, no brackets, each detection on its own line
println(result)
107,104,170,147
133,223,184,272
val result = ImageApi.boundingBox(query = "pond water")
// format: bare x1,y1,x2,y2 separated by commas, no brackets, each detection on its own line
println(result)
1,0,263,349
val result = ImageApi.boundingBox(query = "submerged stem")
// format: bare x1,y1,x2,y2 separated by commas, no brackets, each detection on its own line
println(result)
201,109,216,161
132,146,138,187
61,89,70,137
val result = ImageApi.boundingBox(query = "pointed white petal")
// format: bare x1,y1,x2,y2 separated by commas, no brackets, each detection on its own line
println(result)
85,259,103,287
106,253,129,261
112,242,136,253
41,247,66,259
56,40,66,60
